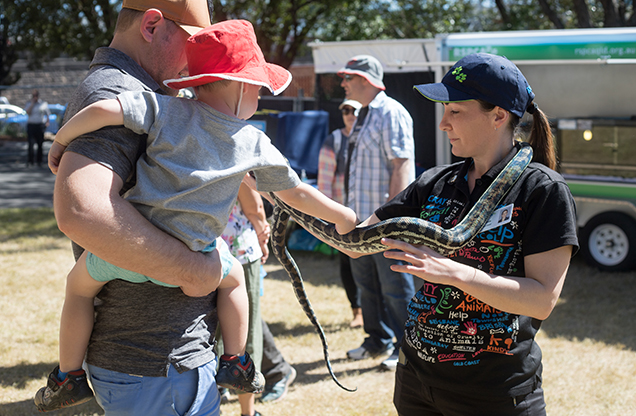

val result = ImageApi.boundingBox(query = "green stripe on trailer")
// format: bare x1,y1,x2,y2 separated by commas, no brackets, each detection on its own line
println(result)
567,180,636,200
449,42,636,61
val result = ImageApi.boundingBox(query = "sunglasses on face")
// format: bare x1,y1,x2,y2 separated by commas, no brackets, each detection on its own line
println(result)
341,107,355,116
343,74,356,81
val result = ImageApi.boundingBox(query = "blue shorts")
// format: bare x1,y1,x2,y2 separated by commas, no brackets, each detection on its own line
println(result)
87,360,220,416
86,238,236,287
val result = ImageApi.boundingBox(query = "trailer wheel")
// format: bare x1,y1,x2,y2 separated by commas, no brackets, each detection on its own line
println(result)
580,212,636,272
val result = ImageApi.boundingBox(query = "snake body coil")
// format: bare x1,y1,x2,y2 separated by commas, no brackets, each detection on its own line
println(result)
269,144,533,391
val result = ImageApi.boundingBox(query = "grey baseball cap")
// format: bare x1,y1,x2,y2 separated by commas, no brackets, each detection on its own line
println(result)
338,55,385,90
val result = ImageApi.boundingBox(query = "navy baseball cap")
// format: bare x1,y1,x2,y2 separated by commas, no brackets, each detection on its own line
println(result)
414,53,535,118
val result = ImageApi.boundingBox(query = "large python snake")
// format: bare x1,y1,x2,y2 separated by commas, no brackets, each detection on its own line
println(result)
269,143,533,392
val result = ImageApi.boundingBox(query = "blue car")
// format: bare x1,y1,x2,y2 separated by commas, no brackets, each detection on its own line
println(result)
45,103,67,135
0,103,66,139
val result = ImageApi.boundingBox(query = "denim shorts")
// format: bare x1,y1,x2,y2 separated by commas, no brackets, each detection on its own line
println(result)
86,237,236,287
86,360,220,416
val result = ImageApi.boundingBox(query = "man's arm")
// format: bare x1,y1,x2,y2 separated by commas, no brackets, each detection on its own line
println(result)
25,99,35,115
54,152,223,297
388,157,412,200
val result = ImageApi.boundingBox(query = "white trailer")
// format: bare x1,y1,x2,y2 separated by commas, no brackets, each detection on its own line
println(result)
310,27,636,271
438,28,636,271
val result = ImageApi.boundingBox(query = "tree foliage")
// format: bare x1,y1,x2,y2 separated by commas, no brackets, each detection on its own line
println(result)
210,0,351,68
313,0,479,41
489,0,635,30
1,0,118,86
313,0,635,40
1,0,635,86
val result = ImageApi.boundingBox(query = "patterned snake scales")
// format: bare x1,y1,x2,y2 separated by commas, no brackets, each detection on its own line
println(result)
268,144,533,392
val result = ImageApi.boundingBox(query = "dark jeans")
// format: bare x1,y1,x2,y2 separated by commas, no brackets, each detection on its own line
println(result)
350,253,415,353
260,319,292,385
394,351,546,416
339,252,360,310
27,123,46,165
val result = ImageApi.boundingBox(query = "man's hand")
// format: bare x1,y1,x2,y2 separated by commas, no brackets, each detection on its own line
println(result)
180,248,223,297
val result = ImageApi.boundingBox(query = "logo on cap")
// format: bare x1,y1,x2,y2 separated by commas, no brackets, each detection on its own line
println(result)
452,67,467,83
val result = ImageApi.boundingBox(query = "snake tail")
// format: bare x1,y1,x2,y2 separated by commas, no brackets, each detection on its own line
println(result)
270,205,357,392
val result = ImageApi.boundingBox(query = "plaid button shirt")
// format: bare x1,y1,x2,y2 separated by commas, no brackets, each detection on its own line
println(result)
346,91,415,220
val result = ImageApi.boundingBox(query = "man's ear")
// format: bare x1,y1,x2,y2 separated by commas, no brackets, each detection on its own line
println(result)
139,9,164,43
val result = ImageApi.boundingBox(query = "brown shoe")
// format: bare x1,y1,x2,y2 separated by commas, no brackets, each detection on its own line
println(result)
350,308,363,328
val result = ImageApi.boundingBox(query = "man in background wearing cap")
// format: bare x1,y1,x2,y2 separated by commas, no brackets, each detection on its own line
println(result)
48,1,224,415
338,55,416,371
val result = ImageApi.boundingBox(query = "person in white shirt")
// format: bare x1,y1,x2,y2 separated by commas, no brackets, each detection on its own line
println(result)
24,90,50,166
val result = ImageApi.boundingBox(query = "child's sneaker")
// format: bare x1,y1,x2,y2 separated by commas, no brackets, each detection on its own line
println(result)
34,366,94,412
216,352,265,393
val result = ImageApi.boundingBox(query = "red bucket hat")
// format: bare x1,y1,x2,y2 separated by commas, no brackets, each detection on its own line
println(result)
164,20,292,95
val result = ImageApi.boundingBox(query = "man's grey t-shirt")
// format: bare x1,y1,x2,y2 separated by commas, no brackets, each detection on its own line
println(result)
118,91,300,252
63,47,218,376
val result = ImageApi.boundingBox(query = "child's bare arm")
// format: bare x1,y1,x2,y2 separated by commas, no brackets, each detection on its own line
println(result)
49,99,125,174
48,141,68,174
274,182,358,234
54,99,124,147
55,99,124,146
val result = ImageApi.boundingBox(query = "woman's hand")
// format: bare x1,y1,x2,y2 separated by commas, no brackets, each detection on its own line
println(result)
382,237,573,320
380,238,466,286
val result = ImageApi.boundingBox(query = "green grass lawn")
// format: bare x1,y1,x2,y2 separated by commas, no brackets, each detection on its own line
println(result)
1,208,635,415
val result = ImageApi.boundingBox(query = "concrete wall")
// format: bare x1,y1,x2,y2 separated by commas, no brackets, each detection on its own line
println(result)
1,58,91,108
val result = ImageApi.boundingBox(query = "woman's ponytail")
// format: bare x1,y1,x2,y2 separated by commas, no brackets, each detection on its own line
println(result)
479,99,558,171
527,105,556,170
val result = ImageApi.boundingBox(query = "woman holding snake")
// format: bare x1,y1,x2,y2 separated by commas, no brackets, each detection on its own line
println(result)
339,53,578,415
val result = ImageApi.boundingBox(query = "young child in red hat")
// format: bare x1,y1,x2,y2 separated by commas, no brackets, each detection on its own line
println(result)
37,19,357,412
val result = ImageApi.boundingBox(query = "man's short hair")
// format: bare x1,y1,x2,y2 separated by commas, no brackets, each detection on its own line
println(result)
115,8,144,33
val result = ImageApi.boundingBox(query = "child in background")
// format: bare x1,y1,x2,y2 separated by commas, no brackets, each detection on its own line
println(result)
36,20,357,412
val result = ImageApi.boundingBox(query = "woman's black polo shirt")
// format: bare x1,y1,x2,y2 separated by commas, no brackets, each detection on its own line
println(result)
375,142,578,397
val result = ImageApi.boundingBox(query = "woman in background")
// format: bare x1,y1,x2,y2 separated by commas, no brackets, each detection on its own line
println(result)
318,99,364,328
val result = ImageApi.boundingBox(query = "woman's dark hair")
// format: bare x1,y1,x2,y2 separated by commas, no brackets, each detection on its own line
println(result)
477,100,556,170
